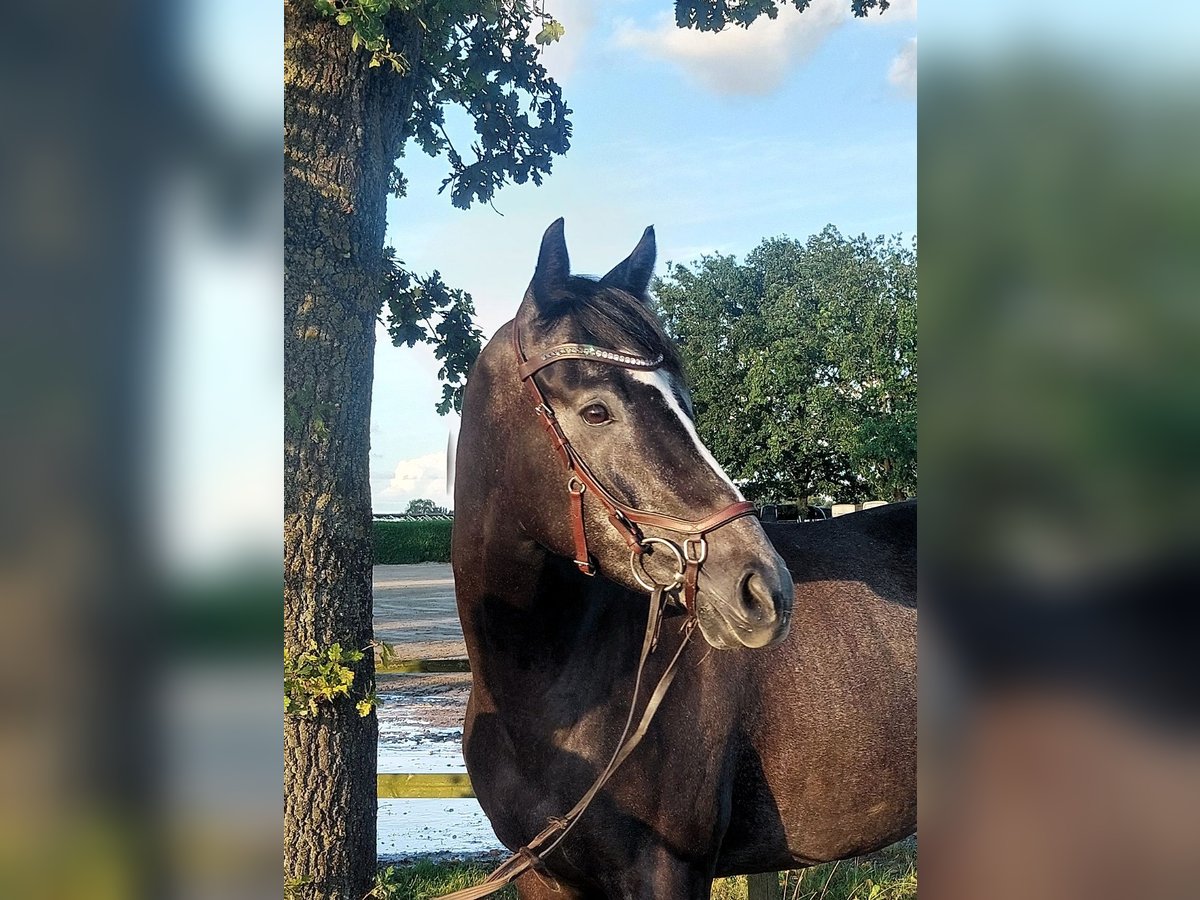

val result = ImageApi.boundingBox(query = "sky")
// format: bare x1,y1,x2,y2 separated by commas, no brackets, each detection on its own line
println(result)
371,0,918,512
153,0,914,574
151,0,1200,571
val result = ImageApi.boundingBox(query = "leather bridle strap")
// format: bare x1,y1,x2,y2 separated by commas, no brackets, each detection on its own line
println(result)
437,589,695,900
437,324,751,899
511,323,755,611
518,341,666,380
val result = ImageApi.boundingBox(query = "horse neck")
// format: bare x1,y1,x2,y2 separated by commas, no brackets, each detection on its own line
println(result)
452,324,650,725
458,514,649,713
455,480,653,741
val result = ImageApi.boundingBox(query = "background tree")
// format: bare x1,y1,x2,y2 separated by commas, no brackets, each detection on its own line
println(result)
404,498,443,515
675,0,889,30
285,3,897,899
654,226,917,504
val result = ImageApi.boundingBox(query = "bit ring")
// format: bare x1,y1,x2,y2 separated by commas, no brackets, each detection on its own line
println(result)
631,537,686,592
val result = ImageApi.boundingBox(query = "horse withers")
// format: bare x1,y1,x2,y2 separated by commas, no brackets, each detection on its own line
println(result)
451,220,917,899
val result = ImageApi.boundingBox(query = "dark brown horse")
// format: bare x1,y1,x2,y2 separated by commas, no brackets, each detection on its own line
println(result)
451,220,916,899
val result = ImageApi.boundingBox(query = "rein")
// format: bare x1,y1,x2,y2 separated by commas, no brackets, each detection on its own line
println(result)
439,588,693,900
438,322,752,900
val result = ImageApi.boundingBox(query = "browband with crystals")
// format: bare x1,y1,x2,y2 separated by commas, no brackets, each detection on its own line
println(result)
518,343,664,380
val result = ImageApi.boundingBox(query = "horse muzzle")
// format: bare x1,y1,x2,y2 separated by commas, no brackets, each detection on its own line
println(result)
696,555,794,650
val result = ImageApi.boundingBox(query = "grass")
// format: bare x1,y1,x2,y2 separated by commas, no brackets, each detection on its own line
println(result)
374,520,453,564
371,861,516,899
371,839,915,900
715,840,917,900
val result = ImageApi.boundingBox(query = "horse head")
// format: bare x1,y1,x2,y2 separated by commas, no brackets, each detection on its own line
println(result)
469,219,793,650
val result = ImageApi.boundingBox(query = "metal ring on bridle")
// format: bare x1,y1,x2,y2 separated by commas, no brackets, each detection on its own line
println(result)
630,537,686,592
683,537,708,565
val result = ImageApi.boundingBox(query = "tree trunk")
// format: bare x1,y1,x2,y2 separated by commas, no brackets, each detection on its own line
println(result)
284,4,420,898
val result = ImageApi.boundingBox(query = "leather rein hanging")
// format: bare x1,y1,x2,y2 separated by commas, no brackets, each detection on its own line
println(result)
437,323,755,900
511,321,755,613
438,586,692,900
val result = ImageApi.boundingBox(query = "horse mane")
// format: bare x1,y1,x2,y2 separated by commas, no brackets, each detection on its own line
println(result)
534,276,684,376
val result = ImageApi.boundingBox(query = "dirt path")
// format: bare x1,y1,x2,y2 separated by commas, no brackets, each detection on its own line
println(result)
373,563,466,660
373,562,471,729
372,565,502,856
373,562,469,727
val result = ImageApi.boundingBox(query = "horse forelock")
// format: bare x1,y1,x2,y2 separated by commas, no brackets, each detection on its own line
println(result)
533,276,684,377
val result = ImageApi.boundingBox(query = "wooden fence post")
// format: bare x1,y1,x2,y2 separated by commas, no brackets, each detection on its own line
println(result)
747,872,782,900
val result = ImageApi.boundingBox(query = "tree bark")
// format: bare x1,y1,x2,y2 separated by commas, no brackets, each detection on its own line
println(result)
284,4,420,898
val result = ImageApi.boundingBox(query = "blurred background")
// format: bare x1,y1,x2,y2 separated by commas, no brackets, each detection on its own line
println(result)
0,0,1197,898
920,2,1200,899
0,2,281,898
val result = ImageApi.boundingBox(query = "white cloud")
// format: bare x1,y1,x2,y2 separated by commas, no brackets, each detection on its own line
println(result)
536,0,597,84
865,0,918,24
613,0,849,96
376,451,452,511
887,37,917,98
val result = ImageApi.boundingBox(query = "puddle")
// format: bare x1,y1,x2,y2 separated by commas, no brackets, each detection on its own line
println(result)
378,798,504,860
378,726,465,774
377,676,502,857
377,690,467,729
377,687,467,774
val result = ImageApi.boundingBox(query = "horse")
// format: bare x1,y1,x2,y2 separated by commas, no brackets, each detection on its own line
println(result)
450,220,916,899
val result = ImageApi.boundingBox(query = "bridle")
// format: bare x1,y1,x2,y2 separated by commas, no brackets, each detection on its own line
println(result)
438,321,759,900
512,321,756,614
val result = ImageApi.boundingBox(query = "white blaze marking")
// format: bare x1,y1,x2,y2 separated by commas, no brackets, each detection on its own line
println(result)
630,370,744,501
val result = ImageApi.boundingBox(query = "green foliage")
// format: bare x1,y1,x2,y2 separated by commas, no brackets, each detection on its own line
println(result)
311,1,569,415
314,0,413,72
404,497,447,514
777,839,917,899
708,840,916,899
370,862,516,899
402,1,572,211
654,226,917,504
373,519,453,563
315,2,889,419
284,641,372,718
382,247,483,414
373,637,401,671
284,873,314,900
534,18,565,45
674,0,891,32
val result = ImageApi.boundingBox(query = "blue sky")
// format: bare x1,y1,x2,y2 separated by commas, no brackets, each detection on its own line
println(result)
371,0,918,511
159,0,915,572
161,0,1200,567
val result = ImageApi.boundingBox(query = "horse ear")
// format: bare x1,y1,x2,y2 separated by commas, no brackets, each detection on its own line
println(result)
525,217,571,313
601,226,656,300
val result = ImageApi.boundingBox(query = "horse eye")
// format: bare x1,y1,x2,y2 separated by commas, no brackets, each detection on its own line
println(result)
580,403,611,426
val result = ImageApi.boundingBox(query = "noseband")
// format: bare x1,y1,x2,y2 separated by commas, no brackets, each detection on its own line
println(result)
512,322,755,613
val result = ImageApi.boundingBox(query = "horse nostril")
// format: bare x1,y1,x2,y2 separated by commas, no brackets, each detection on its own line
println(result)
738,572,778,625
